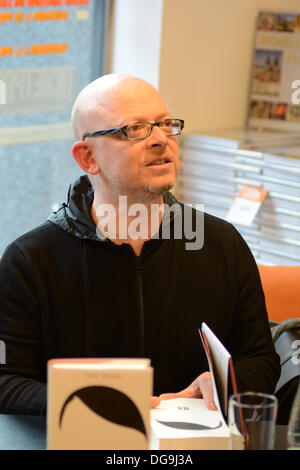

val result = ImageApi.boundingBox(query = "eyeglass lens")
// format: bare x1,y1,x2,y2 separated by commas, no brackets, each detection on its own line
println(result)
126,119,182,139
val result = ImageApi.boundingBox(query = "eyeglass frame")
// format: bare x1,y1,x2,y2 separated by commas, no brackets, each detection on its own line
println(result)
82,118,184,141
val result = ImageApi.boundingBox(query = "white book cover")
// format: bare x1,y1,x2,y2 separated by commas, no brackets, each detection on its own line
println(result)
151,397,230,450
47,358,153,450
151,323,241,450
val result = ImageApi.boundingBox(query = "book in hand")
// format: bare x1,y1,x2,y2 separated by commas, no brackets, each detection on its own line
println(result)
47,358,153,450
151,323,241,450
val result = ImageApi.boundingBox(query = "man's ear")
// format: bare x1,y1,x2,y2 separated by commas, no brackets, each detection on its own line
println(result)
72,141,100,175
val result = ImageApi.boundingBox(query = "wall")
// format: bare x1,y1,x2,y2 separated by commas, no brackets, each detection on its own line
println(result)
160,0,300,132
109,0,163,89
110,0,300,132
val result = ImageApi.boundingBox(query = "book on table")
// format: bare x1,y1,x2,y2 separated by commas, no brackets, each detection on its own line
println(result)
150,322,242,450
47,324,242,450
47,357,153,450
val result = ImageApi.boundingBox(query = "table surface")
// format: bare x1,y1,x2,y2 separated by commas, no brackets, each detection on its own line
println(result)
0,415,46,450
0,414,288,450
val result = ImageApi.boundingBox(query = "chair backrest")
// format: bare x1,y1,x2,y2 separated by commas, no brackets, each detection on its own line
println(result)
258,265,300,322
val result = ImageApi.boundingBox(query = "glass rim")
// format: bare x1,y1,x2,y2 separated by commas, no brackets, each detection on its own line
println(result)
126,120,183,137
229,391,278,409
126,118,184,140
82,118,184,141
127,118,182,128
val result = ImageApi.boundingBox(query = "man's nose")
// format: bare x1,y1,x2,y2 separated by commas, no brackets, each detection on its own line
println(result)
146,124,169,147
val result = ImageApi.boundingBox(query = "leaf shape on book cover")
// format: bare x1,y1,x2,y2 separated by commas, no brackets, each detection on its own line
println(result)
59,386,147,438
155,420,223,430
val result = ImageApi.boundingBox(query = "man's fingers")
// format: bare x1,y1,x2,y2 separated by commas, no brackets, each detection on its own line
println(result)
197,372,217,410
159,389,193,400
151,396,161,408
158,372,217,410
159,392,179,400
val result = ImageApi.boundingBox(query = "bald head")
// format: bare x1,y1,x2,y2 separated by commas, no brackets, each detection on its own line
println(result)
71,74,161,142
71,73,180,202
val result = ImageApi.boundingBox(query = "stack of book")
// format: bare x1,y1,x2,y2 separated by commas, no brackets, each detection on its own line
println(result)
177,128,300,266
176,9,300,266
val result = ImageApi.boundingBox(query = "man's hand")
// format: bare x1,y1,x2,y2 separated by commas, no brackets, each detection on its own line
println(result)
151,396,161,408
158,371,217,410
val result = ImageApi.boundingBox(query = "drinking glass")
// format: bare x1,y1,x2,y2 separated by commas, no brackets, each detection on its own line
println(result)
228,392,278,450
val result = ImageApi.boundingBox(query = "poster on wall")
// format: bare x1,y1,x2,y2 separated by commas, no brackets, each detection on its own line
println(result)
0,0,104,144
248,10,300,132
0,0,106,254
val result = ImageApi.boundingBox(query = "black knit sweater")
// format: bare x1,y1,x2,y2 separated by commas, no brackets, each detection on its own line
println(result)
0,176,280,415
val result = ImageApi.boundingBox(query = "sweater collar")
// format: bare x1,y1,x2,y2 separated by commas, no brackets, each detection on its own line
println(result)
48,174,181,243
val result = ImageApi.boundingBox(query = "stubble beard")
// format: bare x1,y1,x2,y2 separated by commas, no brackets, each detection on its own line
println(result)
127,175,177,201
109,161,179,202
116,182,173,205
143,182,173,196
138,162,179,198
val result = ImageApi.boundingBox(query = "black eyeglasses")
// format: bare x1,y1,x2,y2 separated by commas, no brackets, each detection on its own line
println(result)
82,118,184,141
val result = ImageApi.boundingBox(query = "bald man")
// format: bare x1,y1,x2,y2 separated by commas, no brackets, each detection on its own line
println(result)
72,74,181,258
0,74,280,416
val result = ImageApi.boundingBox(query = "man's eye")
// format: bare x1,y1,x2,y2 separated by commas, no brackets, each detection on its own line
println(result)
160,120,173,129
128,123,144,132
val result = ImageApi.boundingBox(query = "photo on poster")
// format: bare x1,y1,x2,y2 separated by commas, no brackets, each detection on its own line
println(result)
249,100,269,119
257,12,277,31
287,104,300,122
252,50,282,96
268,102,287,120
276,13,297,33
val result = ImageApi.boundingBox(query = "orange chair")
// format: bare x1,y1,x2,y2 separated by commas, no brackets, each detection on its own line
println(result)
258,265,300,322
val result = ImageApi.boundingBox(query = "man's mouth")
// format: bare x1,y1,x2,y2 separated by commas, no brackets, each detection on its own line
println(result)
146,157,172,166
